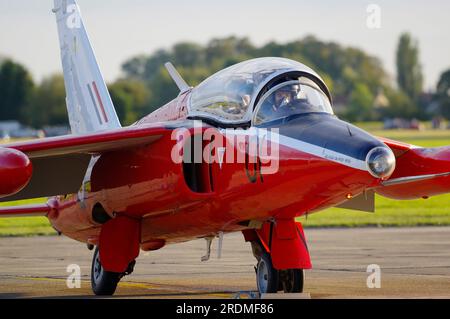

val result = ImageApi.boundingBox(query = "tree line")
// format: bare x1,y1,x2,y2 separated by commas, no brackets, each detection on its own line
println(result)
1,33,449,128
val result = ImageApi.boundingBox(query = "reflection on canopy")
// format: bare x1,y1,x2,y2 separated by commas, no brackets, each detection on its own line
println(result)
253,78,334,125
189,57,331,124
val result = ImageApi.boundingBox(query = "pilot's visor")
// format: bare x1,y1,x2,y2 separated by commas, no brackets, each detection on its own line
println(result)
253,78,333,125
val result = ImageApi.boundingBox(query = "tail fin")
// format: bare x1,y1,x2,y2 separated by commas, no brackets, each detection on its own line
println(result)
53,0,121,134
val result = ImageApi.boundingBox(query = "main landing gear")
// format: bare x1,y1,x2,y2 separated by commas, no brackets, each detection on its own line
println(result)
91,247,136,296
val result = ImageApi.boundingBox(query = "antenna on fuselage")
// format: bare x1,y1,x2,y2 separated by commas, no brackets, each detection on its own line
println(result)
164,62,191,94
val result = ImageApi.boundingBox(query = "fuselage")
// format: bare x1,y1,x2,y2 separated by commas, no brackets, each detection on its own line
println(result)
48,89,387,251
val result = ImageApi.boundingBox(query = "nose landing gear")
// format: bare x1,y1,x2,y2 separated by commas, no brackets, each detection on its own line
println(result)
91,247,136,296
256,252,279,294
245,220,311,295
254,245,304,295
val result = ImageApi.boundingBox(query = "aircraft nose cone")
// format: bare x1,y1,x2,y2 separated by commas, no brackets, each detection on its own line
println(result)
366,146,396,179
259,113,396,178
0,148,33,198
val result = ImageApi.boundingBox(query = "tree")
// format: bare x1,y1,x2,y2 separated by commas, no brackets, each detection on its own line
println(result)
345,83,374,121
122,36,390,120
436,69,450,119
0,59,34,122
24,74,68,128
172,42,204,67
396,33,423,102
381,88,417,119
108,79,151,125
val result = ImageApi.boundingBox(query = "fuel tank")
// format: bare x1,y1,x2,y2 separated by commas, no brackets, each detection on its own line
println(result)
0,148,32,198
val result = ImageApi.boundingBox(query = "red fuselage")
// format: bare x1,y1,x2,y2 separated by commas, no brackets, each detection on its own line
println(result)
48,91,383,251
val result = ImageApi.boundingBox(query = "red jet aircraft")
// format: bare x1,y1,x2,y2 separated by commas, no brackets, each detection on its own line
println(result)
0,0,449,296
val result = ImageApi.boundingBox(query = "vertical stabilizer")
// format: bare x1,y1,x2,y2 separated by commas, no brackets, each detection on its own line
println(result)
53,0,121,134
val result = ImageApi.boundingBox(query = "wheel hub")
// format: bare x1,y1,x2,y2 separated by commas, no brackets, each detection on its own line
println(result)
257,260,269,293
93,253,103,284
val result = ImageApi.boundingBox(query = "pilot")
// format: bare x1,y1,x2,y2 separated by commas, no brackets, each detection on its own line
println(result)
273,84,300,111
256,82,317,123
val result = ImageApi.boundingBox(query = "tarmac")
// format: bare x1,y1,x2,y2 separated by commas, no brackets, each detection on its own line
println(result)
1,227,450,299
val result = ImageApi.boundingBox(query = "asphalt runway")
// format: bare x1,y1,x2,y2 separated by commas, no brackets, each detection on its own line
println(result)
1,227,450,299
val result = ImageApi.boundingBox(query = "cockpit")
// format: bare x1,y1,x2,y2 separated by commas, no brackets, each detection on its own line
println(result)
188,57,333,126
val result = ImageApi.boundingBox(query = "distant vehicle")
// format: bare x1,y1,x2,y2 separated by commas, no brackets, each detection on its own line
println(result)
0,130,10,141
383,118,424,130
0,121,44,140
0,121,21,139
9,128,44,139
43,126,71,137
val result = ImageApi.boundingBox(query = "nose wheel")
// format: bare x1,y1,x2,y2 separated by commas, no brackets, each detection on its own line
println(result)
256,252,279,294
254,244,304,295
91,247,130,296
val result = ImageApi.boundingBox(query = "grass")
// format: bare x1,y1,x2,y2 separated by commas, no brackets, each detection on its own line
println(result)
1,128,450,236
0,198,55,237
0,217,55,237
300,194,450,228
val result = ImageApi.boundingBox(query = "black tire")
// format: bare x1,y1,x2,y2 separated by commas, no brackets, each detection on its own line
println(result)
256,252,279,294
278,269,304,293
91,247,121,296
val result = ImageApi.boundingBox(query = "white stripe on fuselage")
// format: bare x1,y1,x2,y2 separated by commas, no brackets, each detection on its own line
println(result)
221,129,368,172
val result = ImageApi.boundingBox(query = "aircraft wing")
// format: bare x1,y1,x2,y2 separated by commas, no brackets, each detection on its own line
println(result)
0,124,169,203
377,136,412,157
376,136,450,200
338,136,450,212
0,204,51,218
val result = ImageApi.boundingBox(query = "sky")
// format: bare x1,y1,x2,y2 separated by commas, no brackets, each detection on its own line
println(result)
0,0,449,90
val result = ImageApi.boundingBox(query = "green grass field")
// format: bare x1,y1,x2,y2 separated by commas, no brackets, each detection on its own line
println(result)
0,199,53,237
1,127,450,236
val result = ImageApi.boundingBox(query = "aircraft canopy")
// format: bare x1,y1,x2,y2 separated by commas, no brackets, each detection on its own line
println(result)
188,57,331,125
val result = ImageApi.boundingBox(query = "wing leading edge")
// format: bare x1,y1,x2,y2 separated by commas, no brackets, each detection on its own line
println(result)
377,137,450,200
0,124,170,203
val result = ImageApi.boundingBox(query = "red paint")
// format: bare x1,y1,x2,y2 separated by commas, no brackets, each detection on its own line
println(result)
270,221,311,270
377,146,450,199
99,215,140,273
42,123,377,250
252,220,311,270
92,81,109,123
0,148,32,198
141,240,166,251
0,203,49,217
5,124,168,155
2,77,449,281
379,137,412,157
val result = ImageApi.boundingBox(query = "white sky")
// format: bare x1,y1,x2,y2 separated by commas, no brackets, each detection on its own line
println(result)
0,0,449,90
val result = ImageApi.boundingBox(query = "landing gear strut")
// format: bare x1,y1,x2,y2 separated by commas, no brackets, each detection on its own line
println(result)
91,247,135,296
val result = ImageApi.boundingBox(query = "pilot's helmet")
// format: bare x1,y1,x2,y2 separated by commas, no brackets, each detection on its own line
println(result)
273,83,301,109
